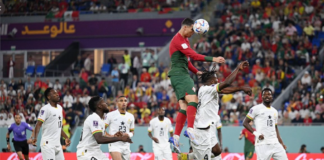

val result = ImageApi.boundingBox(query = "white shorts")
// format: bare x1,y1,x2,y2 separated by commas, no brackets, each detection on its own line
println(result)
41,144,64,160
153,145,172,160
255,143,288,160
108,143,131,160
191,127,218,160
77,148,108,160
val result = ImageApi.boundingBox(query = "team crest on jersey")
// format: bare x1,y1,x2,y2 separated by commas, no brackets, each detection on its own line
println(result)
93,121,98,127
192,87,196,92
128,119,131,124
41,110,44,115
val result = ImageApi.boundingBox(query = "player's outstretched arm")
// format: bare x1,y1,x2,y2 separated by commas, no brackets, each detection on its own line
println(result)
93,132,132,144
218,61,249,91
219,86,252,95
180,47,225,63
275,125,287,150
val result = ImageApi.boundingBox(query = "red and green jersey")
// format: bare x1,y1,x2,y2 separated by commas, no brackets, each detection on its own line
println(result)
241,128,255,150
168,33,213,76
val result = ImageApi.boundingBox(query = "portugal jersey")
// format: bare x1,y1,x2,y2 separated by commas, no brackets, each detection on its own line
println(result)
241,128,255,151
37,104,63,146
195,84,220,128
247,104,279,145
77,113,105,151
148,117,173,148
168,33,213,76
104,110,135,146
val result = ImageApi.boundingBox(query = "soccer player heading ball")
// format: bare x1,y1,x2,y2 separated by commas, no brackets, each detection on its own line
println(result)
168,18,225,152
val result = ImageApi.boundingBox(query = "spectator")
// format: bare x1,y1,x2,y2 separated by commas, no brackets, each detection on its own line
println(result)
79,68,89,89
7,57,15,78
53,79,62,91
281,112,291,125
304,22,315,41
72,55,84,76
140,103,151,118
299,144,309,153
141,49,151,71
312,113,323,123
88,74,98,86
65,107,76,127
131,55,140,76
7,86,17,97
63,91,73,111
292,113,304,124
107,54,117,67
73,95,85,119
140,68,151,83
127,104,138,116
123,50,131,68
118,59,130,86
116,3,127,12
301,71,312,86
137,145,146,153
90,3,99,12
84,55,92,73
131,75,139,91
98,78,108,94
26,56,35,69
72,85,83,96
285,23,297,36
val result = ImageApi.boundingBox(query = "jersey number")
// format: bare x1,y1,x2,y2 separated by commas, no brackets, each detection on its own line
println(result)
119,126,126,132
267,120,273,127
79,130,83,141
204,154,208,160
58,121,62,128
159,129,164,136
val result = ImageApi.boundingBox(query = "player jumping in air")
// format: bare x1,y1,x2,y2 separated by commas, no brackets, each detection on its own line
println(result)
179,61,252,160
239,121,256,160
32,88,71,160
168,17,225,152
148,107,174,160
105,96,135,160
77,96,132,160
243,88,288,160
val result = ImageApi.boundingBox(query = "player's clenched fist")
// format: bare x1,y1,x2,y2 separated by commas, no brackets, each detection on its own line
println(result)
242,86,252,96
238,61,249,70
114,131,123,137
121,134,133,143
213,57,226,63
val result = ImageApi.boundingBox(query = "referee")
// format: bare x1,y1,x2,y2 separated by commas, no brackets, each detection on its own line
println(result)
6,115,33,160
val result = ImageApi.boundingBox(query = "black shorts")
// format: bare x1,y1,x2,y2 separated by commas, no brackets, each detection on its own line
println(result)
13,140,29,155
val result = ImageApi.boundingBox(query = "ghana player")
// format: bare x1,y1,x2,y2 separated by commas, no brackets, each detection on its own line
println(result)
148,107,174,160
32,88,71,160
105,96,135,160
77,96,132,160
168,17,225,152
243,88,288,160
179,61,252,160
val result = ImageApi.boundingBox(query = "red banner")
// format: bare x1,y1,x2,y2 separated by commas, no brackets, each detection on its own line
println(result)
1,152,323,160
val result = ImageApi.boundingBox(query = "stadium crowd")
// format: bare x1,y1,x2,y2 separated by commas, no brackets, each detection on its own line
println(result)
2,0,202,15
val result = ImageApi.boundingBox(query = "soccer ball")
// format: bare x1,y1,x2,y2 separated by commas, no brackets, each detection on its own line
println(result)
193,19,209,35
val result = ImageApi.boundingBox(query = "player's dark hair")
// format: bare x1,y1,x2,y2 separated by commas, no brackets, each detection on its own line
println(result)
200,66,217,84
89,96,101,112
262,88,272,95
44,88,53,101
182,18,194,26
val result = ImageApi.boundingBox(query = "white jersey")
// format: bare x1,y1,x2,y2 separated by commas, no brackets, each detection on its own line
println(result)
148,117,173,148
105,110,135,146
37,103,63,146
77,113,105,151
195,84,220,128
247,104,279,145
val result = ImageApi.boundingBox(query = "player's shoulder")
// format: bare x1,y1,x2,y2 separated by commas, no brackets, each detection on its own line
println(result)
56,104,63,109
85,113,100,124
41,103,51,110
107,110,118,116
126,112,135,119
